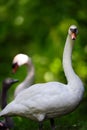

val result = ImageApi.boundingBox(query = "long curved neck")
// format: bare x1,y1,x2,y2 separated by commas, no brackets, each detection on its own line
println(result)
63,34,77,83
14,60,35,97
24,61,35,87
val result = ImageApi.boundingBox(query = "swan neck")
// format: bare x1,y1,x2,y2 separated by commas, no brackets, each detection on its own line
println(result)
1,87,7,109
25,61,35,86
14,60,34,96
63,34,75,82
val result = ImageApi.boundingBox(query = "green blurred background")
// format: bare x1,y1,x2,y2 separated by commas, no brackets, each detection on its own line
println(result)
0,0,87,129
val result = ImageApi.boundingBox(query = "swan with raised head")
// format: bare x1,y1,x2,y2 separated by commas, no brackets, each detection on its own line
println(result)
0,25,84,130
12,54,35,97
0,78,18,130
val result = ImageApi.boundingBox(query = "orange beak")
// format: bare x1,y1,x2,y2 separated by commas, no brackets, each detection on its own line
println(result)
12,63,18,73
71,32,76,40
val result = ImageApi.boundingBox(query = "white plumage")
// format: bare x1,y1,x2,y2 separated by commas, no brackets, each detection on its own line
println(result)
0,25,84,129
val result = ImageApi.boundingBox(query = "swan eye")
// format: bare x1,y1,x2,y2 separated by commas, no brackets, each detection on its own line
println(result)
70,28,78,34
69,26,78,40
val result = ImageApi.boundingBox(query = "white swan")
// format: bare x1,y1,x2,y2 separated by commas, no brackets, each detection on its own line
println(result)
12,54,35,97
12,53,54,129
0,25,84,130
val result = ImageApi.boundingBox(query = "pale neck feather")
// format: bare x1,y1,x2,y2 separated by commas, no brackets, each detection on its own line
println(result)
14,61,34,97
63,34,81,83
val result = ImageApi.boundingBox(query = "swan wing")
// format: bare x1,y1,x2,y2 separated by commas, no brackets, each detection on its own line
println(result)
15,82,73,111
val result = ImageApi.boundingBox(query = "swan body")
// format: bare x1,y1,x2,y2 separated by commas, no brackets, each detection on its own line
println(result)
0,25,84,127
12,54,35,97
1,81,83,121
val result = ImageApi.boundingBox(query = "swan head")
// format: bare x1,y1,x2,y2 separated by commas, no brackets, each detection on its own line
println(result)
68,25,78,40
3,78,18,90
12,54,30,73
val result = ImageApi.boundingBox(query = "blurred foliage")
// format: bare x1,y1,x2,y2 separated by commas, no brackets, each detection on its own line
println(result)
0,0,87,129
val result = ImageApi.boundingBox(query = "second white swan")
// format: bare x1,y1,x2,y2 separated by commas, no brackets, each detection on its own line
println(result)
12,54,35,97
